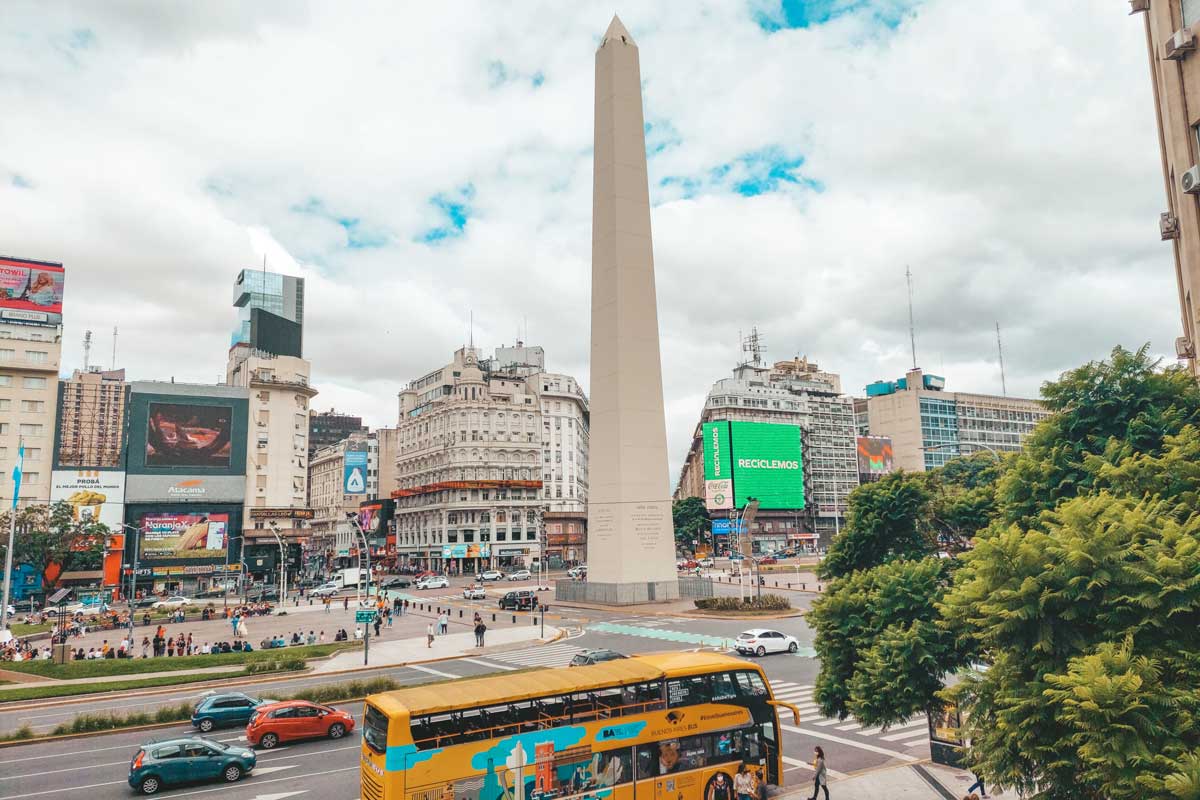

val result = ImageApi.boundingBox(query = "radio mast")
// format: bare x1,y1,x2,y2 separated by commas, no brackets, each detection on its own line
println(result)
82,330,92,371
996,321,1007,397
906,266,917,370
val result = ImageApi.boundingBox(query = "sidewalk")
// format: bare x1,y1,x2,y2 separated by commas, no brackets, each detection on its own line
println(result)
312,625,560,673
781,762,1012,800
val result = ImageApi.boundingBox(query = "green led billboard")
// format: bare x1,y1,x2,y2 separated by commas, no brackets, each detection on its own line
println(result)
730,421,804,509
702,422,734,510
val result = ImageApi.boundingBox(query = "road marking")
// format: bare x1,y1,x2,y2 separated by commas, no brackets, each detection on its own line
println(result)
457,657,517,671
877,720,930,740
0,759,129,780
408,663,461,679
781,723,918,761
857,717,926,737
894,731,933,746
249,793,307,800
0,778,127,798
781,755,847,780
249,765,300,776
137,765,360,799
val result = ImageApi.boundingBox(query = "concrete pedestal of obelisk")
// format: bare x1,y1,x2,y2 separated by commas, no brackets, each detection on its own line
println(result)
579,15,679,605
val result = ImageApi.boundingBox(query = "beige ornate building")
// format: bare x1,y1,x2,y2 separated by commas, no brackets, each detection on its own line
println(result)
392,345,587,572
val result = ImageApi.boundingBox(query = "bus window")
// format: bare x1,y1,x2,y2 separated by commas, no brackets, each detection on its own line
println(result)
636,743,660,779
667,676,713,708
592,687,625,716
711,672,739,701
363,704,389,754
456,708,486,741
734,670,768,698
482,704,517,737
595,748,632,787
509,700,538,730
634,681,665,710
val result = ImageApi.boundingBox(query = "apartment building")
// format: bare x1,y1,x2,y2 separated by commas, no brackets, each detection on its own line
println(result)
308,409,367,459
863,368,1049,471
55,368,127,469
0,320,62,506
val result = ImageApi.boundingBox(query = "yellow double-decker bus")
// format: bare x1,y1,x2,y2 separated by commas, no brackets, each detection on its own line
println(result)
360,652,801,800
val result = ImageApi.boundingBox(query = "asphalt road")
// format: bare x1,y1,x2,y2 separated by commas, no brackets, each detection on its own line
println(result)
0,571,931,798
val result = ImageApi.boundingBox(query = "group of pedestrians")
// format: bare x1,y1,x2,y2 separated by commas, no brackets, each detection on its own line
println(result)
423,610,487,648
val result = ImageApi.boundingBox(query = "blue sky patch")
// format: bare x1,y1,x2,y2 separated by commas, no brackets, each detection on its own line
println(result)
10,174,32,189
291,196,389,249
753,0,918,32
69,28,96,49
658,146,823,201
645,120,682,157
416,184,475,244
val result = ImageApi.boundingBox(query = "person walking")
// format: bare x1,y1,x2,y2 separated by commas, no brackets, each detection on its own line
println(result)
438,611,449,635
373,614,382,638
386,609,393,628
140,636,150,659
808,747,829,800
324,596,331,614
474,619,487,647
403,599,409,616
426,621,435,648
966,773,987,798
734,765,754,800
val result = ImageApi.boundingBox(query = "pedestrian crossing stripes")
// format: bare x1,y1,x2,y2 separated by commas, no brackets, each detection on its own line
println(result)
478,643,585,668
769,682,929,748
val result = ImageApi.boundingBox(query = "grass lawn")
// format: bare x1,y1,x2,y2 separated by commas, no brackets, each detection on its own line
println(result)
10,623,53,637
0,667,285,703
0,642,358,680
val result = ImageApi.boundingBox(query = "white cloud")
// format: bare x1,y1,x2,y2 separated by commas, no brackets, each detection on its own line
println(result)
0,0,1178,485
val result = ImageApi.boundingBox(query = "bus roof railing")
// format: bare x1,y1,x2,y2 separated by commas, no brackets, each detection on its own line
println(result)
369,652,750,717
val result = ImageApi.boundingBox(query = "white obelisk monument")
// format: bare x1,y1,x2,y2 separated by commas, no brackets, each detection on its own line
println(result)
584,15,680,604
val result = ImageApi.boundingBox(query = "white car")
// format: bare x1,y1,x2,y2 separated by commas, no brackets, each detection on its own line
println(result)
416,575,449,590
734,628,800,657
152,596,193,610
463,585,487,600
310,584,340,598
567,565,588,578
506,570,532,581
478,570,504,581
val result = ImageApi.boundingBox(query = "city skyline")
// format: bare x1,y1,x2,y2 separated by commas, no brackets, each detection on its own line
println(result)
0,2,1177,482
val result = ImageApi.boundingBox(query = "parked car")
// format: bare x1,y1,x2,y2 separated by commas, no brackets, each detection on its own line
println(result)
416,575,449,590
128,736,255,794
151,596,193,610
245,700,355,749
463,585,487,600
478,569,504,581
506,569,532,582
378,576,412,590
498,590,539,611
566,565,588,579
191,693,268,733
568,648,627,667
734,628,800,657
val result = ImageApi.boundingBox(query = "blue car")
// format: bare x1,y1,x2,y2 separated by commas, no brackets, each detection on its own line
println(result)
191,693,266,733
129,737,255,794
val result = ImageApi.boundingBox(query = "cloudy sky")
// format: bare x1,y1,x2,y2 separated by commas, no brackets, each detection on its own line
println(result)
0,0,1177,482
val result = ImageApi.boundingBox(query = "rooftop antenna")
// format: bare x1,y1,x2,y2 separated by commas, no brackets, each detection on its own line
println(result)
741,326,765,367
996,321,1008,397
111,326,118,370
469,310,474,352
906,266,918,370
82,330,92,371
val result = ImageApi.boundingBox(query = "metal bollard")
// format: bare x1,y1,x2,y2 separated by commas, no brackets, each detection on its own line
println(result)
512,615,517,624
459,609,463,618
492,613,496,622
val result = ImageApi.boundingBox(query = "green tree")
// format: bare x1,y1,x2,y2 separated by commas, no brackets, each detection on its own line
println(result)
819,471,933,580
0,502,109,585
998,345,1200,527
671,496,708,550
809,557,963,726
941,492,1200,799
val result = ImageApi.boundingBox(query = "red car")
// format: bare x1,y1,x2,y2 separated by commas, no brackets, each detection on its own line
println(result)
757,556,778,565
245,700,355,749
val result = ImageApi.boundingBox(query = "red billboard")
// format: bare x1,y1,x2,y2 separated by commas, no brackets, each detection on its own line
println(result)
0,256,65,326
856,436,894,482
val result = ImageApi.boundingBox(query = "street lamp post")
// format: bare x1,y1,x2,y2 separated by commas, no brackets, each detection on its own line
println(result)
116,523,142,628
266,523,287,614
347,513,372,667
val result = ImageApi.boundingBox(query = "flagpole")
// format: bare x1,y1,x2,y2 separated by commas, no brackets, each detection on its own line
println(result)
1,437,22,637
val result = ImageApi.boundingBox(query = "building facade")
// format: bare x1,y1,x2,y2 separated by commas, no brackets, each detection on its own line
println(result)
231,269,305,356
308,409,367,459
1132,0,1200,375
0,320,63,506
55,368,127,469
674,356,858,550
391,345,588,574
863,368,1049,471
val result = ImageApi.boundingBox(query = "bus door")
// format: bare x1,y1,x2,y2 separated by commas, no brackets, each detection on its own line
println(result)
759,720,780,786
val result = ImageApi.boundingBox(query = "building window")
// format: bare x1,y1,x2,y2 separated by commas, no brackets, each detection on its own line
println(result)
0,399,8,411
24,351,47,364
24,448,40,461
0,423,7,435
0,349,13,362
19,424,43,436
22,377,46,389
1187,0,1200,27
20,400,44,412
24,472,39,485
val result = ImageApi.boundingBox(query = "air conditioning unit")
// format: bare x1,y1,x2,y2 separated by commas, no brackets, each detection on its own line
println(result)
1165,28,1196,60
1177,336,1196,360
1129,0,1150,12
1183,165,1200,194
1161,211,1181,239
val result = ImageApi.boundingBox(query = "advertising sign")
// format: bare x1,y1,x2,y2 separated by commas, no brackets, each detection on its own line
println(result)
343,440,368,494
702,422,734,510
0,257,65,326
124,475,246,503
50,470,126,528
441,543,491,559
710,519,746,535
138,512,230,560
145,403,234,468
729,421,804,510
856,436,894,482
249,507,315,520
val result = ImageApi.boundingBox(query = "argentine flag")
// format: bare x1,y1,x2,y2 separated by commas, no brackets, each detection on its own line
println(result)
11,443,23,509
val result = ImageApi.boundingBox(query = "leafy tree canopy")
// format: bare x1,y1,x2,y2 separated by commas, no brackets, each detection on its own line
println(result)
671,496,708,548
0,502,109,583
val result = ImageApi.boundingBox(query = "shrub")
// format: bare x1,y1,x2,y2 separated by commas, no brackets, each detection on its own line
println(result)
694,594,791,612
0,725,34,743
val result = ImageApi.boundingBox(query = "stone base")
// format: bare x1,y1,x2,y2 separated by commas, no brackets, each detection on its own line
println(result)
556,579,680,605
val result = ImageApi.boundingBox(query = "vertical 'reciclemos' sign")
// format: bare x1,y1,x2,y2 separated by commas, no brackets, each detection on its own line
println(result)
702,421,733,510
